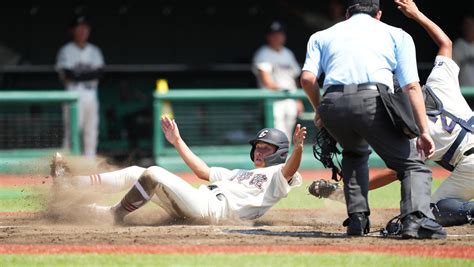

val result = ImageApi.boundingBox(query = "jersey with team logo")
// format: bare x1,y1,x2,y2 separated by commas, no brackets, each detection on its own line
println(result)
209,164,302,220
425,55,473,164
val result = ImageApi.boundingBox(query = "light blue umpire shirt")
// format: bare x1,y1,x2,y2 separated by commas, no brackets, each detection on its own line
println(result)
302,13,419,93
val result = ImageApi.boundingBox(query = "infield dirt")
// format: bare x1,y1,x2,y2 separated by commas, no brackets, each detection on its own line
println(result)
1,205,472,248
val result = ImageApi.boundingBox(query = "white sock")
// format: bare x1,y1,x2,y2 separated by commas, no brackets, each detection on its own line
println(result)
73,166,146,192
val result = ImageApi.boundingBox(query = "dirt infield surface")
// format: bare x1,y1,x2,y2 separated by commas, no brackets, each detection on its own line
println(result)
0,209,472,259
0,167,472,259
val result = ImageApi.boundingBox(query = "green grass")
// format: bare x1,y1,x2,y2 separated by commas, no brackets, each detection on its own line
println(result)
0,187,47,212
274,179,443,209
0,180,444,212
0,253,471,267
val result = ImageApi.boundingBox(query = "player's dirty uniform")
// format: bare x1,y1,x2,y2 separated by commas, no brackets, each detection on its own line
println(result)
56,41,104,157
56,127,303,223
70,164,301,223
424,55,473,205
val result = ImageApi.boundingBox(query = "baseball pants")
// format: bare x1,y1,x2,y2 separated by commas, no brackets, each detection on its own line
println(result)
273,99,297,140
432,152,474,203
318,89,435,219
63,89,99,158
76,166,230,223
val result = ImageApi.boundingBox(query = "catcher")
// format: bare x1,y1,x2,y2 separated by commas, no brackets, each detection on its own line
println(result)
51,115,305,224
309,0,474,227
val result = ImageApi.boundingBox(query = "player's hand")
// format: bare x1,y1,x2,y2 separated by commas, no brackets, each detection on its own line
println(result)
416,132,435,159
293,124,307,149
160,115,181,146
394,0,420,19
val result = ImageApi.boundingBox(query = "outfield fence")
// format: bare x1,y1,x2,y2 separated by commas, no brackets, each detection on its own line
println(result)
0,91,80,159
153,88,474,171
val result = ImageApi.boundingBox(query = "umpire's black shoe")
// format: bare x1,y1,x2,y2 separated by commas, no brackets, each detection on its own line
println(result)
401,212,447,240
343,213,370,236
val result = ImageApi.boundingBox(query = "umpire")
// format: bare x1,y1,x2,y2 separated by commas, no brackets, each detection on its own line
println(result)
300,0,446,239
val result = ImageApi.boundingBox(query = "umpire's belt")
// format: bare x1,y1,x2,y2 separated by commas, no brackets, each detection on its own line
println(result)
208,185,225,201
325,83,381,94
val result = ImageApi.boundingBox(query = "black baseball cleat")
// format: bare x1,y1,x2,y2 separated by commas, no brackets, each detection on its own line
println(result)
401,212,447,239
343,212,370,236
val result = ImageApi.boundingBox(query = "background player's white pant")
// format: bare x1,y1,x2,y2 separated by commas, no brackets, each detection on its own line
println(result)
78,166,230,223
63,88,99,158
431,154,474,203
273,99,297,140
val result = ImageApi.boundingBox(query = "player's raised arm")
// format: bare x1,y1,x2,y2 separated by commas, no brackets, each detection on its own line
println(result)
282,124,307,180
160,116,210,181
395,0,452,58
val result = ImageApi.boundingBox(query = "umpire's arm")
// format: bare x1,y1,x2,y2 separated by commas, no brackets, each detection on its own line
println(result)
301,71,322,128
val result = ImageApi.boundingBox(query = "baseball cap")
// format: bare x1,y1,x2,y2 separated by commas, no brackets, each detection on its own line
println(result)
265,21,286,34
347,0,379,7
70,15,90,28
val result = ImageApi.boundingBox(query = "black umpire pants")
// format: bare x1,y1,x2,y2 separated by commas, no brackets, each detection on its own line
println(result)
318,87,435,219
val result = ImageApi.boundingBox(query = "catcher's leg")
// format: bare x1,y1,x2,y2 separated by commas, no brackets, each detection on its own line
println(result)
431,198,474,227
431,154,474,204
430,155,474,227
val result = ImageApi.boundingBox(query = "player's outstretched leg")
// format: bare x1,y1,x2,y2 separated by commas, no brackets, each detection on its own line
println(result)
110,169,159,224
109,166,227,224
49,152,146,192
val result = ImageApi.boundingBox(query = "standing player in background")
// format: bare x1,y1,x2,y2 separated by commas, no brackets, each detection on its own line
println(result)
300,0,445,239
56,16,105,158
252,21,304,140
310,0,474,227
51,116,306,224
453,13,474,88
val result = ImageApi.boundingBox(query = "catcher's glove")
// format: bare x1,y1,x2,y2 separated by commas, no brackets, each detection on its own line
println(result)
308,179,340,199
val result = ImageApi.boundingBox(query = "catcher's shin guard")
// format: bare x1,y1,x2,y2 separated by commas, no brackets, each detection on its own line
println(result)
113,170,159,223
431,199,474,227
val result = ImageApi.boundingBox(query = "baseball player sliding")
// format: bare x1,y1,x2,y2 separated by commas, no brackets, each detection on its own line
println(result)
310,0,474,227
51,116,306,224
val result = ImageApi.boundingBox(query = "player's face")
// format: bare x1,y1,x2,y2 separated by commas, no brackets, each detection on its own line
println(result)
266,32,286,50
73,24,90,44
253,141,277,168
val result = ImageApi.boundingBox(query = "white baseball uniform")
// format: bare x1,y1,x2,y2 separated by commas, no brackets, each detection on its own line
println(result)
453,38,474,87
424,56,474,203
56,42,104,158
252,45,301,139
76,164,302,223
